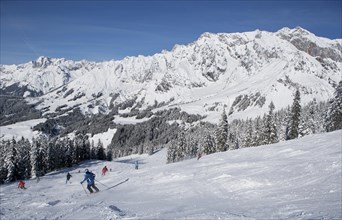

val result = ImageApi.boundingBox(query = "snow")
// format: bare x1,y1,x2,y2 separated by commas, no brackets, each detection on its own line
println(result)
1,130,341,219
113,115,153,125
0,119,46,141
88,128,117,148
1,27,340,123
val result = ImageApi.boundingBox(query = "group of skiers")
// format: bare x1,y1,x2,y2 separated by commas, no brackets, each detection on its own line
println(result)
17,162,138,194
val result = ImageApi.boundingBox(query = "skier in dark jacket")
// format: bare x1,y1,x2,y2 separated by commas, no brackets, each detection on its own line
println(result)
66,172,72,184
80,169,99,193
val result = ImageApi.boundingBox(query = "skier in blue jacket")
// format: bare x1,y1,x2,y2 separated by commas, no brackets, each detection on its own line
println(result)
80,169,99,193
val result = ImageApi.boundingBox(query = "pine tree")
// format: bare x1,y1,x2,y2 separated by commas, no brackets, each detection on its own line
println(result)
65,138,75,167
106,149,113,161
186,136,198,159
215,109,228,151
54,139,65,169
244,119,254,147
96,139,106,160
287,89,301,140
16,137,32,179
228,132,239,150
300,99,318,136
0,140,7,183
253,116,264,146
74,137,82,163
82,136,91,160
90,140,97,159
325,80,342,132
263,102,278,144
30,137,47,178
45,138,56,171
202,133,216,155
167,142,177,163
176,131,187,162
5,139,18,182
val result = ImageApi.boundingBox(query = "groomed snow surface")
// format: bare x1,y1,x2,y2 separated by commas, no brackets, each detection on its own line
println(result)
1,130,341,220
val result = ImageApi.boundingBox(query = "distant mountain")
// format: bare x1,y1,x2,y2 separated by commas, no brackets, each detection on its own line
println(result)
1,27,341,123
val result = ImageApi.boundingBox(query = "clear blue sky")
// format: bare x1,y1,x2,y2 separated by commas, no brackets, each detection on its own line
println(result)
1,0,341,64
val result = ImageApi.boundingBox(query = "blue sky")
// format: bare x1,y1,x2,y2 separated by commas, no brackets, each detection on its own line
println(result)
1,0,341,64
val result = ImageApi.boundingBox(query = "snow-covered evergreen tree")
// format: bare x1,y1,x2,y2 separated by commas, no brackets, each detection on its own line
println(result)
325,80,342,132
90,140,96,159
30,137,46,178
228,132,239,150
5,139,18,182
186,136,198,159
96,139,106,160
82,136,91,161
253,116,264,146
176,131,187,162
45,138,56,171
215,109,228,152
16,137,32,179
263,102,278,144
243,119,254,147
202,133,216,155
106,149,113,161
167,141,177,163
65,138,75,167
0,141,7,183
287,90,301,140
54,139,65,169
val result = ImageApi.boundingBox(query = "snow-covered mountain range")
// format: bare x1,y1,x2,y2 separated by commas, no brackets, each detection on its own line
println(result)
1,27,341,122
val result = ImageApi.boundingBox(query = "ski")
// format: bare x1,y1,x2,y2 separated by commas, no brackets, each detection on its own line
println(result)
105,178,129,191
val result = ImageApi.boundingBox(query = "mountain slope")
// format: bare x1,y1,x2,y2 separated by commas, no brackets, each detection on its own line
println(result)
0,130,341,219
1,27,341,122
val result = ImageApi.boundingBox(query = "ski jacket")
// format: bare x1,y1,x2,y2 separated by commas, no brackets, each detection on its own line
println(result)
67,173,72,180
81,171,95,185
18,181,25,188
102,167,108,173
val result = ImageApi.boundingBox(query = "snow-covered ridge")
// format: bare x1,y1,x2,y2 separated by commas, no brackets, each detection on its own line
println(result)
1,27,341,121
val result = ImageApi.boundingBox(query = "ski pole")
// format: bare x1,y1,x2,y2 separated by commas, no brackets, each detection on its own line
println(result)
81,183,88,196
95,179,109,188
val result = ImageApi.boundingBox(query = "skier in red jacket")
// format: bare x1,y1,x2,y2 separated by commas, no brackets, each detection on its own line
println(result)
18,180,26,189
102,166,108,176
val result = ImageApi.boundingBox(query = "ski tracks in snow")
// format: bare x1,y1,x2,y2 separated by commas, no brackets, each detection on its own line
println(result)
48,199,135,220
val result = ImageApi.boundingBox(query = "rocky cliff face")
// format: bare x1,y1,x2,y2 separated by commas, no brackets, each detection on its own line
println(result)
1,27,341,122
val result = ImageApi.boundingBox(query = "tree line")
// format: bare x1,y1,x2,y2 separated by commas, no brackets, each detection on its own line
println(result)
167,81,342,163
0,134,111,184
1,81,341,182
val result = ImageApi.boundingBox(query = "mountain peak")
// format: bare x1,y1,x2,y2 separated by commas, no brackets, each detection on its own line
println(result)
277,26,311,36
33,56,52,68
1,27,340,121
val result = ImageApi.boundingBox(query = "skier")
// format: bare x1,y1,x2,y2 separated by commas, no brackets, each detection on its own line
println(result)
135,160,139,170
66,172,72,184
80,169,99,193
197,152,202,160
18,180,26,189
102,166,108,176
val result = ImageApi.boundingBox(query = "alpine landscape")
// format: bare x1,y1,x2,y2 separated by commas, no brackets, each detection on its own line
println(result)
0,1,341,219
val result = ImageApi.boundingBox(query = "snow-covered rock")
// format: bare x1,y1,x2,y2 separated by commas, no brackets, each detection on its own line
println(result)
1,27,341,122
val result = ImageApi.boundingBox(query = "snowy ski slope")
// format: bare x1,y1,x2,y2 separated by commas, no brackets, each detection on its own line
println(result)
0,130,341,219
